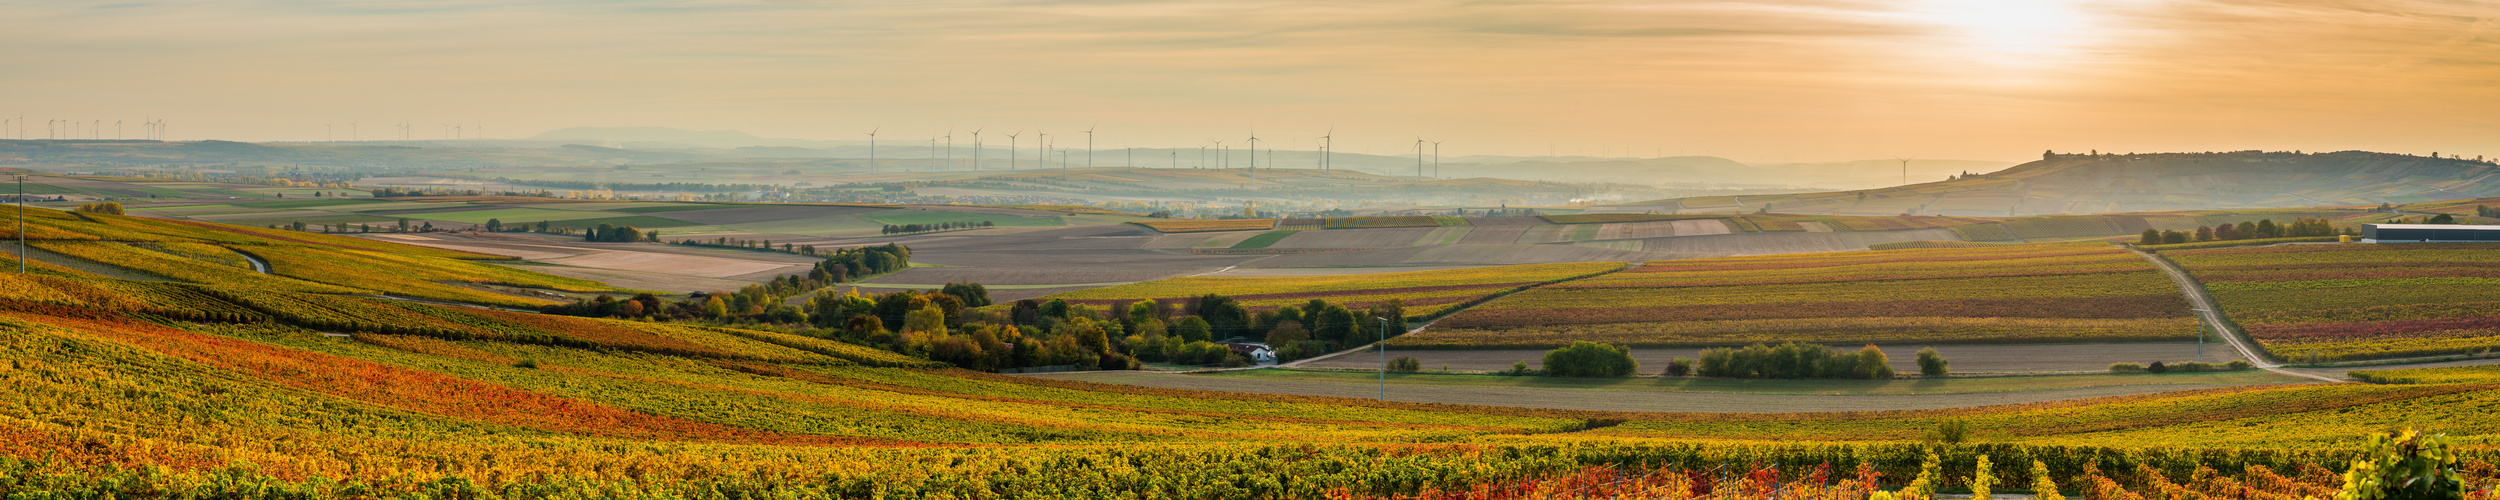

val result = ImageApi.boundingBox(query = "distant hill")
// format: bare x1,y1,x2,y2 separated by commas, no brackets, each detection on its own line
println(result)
1601,150,2500,216
530,126,835,149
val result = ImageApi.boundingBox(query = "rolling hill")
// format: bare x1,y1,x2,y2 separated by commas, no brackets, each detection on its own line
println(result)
1605,150,2500,217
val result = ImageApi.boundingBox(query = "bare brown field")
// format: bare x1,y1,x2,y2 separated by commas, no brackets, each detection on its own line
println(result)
1640,228,1962,256
1029,371,2243,413
659,204,889,225
541,251,803,278
1299,342,2245,373
1270,227,1436,249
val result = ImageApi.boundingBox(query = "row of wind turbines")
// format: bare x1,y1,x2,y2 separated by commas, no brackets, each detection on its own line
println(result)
0,117,170,141
855,126,1452,179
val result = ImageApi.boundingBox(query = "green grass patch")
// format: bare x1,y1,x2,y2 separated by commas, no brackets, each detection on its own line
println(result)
1212,369,2304,396
867,210,1062,227
230,199,388,209
535,216,705,230
216,214,406,227
1231,230,1300,249
413,208,627,224
609,204,732,214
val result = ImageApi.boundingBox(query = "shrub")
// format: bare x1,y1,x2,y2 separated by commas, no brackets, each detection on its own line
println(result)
1924,418,1970,445
1694,342,1894,379
1664,357,1693,377
2337,430,2466,500
2109,362,2146,373
1387,355,1422,373
1503,361,1537,376
1916,347,1949,377
1541,341,1636,377
2148,361,2169,373
2228,360,2252,370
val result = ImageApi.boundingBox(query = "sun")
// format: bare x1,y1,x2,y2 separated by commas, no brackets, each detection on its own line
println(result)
1907,0,2102,64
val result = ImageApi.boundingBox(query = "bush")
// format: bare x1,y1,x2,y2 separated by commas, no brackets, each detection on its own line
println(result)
1387,355,1422,373
2339,430,2467,500
1916,347,1949,377
1664,358,1693,377
1541,341,1636,377
2147,361,2169,373
1502,361,1537,376
1694,342,1894,379
1924,418,1970,445
2228,360,2252,370
2109,362,2146,373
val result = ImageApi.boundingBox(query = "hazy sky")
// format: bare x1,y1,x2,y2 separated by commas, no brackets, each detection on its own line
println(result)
5,0,2496,162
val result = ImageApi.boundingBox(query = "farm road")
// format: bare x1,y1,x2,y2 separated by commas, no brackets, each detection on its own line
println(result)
1033,371,2243,413
2128,248,2344,383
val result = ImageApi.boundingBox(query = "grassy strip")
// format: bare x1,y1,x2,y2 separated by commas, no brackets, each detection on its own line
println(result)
1231,230,1300,249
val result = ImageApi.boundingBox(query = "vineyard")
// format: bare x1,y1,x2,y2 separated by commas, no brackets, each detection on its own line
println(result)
2167,243,2500,362
2,206,2499,498
1034,262,1624,319
1401,244,2198,348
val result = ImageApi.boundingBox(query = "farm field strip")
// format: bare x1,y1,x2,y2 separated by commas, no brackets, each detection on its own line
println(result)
2169,243,2500,362
1410,244,2196,348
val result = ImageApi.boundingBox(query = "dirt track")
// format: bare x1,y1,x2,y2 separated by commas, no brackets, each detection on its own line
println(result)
1032,371,2248,413
1299,343,2246,374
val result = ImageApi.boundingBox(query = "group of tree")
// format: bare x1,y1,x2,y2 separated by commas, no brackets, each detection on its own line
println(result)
73,202,124,215
368,186,554,198
2476,205,2497,218
2139,217,2342,245
583,223,659,243
1687,342,1903,379
669,236,854,259
542,244,916,324
882,221,994,234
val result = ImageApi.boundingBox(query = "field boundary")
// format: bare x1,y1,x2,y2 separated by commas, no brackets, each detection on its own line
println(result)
2128,247,2342,383
1284,261,1633,368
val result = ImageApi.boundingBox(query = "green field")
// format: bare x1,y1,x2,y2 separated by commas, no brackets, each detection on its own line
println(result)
865,210,1062,227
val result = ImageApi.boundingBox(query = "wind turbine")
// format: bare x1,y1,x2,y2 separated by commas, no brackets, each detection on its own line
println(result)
1084,125,1095,170
970,128,983,171
943,128,953,171
1211,139,1226,170
1896,157,1908,186
350,122,358,141
1245,130,1260,184
1415,138,1426,179
865,127,879,174
114,121,121,140
1317,128,1333,178
1003,131,1020,171
326,123,334,141
1036,133,1048,169
929,135,938,171
1430,140,1442,178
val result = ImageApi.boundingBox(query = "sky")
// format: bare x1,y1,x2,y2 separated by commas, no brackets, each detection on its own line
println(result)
4,0,2497,163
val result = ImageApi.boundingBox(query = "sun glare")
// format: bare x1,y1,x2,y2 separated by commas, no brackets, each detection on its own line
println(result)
1908,0,2099,65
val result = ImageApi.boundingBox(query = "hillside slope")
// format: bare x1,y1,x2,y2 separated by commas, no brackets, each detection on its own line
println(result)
1605,151,2500,217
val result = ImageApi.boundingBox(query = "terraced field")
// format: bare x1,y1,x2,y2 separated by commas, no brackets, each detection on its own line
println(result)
2168,243,2500,362
1400,243,2198,348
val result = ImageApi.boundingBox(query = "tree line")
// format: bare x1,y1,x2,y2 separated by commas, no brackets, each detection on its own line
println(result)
882,221,994,234
2139,217,2342,245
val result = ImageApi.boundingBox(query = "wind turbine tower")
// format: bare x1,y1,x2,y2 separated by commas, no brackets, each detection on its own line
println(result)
970,128,983,171
1245,131,1260,184
865,127,880,174
1896,157,1908,186
1431,140,1442,178
1003,131,1020,172
1415,139,1426,179
1084,125,1095,170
